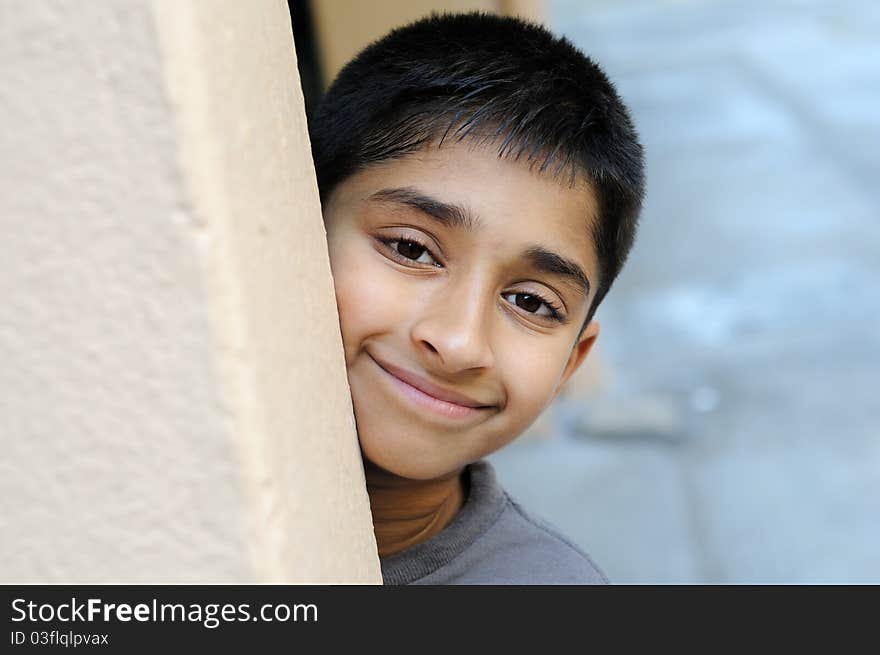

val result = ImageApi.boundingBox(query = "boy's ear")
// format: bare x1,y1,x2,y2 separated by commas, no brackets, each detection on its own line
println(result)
554,319,600,398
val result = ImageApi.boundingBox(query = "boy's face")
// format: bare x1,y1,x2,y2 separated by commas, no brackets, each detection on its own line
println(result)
323,141,601,480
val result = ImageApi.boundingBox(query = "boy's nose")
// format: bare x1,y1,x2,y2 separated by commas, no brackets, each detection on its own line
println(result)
409,289,495,375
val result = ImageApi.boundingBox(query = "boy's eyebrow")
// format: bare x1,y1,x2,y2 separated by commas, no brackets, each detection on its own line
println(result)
524,246,591,298
368,187,481,231
369,186,590,298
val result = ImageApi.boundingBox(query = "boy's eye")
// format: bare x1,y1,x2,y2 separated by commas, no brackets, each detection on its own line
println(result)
383,238,440,267
396,240,428,261
502,292,563,321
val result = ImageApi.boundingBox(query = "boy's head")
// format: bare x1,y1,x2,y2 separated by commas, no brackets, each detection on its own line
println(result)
311,13,644,480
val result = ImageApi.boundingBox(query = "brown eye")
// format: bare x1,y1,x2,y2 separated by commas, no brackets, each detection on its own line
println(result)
397,240,427,260
515,293,542,313
501,291,563,322
380,237,440,266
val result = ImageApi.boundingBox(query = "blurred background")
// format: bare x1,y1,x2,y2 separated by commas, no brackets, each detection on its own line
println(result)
292,0,880,583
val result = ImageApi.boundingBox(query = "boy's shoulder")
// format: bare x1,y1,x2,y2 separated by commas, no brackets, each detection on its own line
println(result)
381,460,609,585
488,490,611,585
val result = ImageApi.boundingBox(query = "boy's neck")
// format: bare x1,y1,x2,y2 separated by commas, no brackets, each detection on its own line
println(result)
363,458,467,558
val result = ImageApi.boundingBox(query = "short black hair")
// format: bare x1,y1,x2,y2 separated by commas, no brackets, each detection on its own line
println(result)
309,12,645,325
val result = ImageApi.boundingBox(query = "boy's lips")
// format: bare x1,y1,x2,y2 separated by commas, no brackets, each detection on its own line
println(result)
367,353,495,411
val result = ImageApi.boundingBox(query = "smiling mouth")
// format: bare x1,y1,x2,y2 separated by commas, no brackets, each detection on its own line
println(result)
367,353,494,420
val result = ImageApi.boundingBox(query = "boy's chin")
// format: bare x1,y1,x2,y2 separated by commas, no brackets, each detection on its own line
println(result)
359,441,465,482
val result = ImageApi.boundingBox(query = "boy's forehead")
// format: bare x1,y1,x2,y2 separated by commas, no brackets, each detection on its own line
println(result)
330,141,599,271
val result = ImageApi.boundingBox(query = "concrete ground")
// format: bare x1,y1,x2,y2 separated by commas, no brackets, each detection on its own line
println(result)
489,0,880,583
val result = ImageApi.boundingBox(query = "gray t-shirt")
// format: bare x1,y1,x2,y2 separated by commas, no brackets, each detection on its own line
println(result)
380,460,609,585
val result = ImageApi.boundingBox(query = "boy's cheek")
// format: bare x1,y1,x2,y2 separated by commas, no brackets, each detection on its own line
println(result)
493,348,572,436
501,387,554,444
333,263,403,363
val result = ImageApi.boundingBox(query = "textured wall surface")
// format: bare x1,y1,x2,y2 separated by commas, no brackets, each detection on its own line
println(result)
0,0,380,583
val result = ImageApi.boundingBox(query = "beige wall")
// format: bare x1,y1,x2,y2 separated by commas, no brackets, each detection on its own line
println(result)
310,0,546,85
0,0,380,583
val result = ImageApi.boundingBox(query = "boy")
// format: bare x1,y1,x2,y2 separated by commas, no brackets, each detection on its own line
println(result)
309,12,644,584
